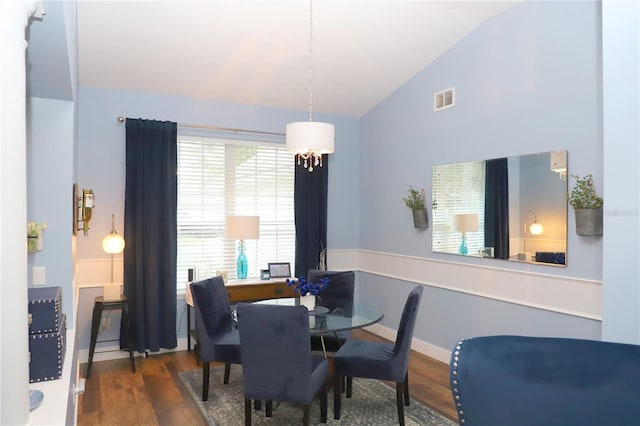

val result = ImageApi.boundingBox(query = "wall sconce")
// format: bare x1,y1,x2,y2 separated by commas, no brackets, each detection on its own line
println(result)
73,184,95,236
453,213,478,255
550,150,567,180
102,214,125,300
225,216,260,279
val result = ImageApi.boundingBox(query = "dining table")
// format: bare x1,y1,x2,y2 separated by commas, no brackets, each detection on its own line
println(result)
233,297,384,358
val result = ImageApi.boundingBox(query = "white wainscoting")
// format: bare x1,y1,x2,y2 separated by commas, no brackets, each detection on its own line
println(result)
328,249,602,321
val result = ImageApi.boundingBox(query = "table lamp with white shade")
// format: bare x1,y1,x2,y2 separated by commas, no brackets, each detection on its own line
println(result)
453,213,479,255
102,214,125,301
225,215,260,280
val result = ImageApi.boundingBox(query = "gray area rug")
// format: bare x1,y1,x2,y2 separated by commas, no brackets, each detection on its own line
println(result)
178,365,455,425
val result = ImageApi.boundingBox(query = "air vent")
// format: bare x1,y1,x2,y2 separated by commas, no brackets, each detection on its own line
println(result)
434,87,455,111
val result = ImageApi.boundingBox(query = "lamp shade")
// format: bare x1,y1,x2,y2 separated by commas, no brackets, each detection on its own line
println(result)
529,222,544,235
285,121,335,155
453,213,479,233
102,232,125,254
225,216,260,240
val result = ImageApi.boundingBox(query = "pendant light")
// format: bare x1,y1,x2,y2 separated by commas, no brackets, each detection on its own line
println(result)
286,0,335,172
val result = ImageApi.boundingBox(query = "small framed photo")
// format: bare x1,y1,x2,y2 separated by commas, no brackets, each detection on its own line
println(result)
268,262,291,279
260,269,270,280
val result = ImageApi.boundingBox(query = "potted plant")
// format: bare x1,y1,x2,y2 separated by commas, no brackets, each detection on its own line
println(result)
568,174,603,236
403,186,428,228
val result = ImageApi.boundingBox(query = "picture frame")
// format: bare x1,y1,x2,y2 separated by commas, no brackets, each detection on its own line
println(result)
268,262,291,279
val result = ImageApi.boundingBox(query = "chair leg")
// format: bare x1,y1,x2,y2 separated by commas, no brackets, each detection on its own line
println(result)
265,400,272,417
202,362,210,401
320,383,328,423
244,399,252,426
403,372,410,406
254,399,262,411
346,377,353,398
302,405,310,426
333,376,342,419
223,362,231,384
396,382,405,426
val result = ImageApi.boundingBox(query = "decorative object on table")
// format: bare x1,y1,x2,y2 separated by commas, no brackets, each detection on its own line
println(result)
286,276,330,311
29,389,44,411
286,0,335,172
27,220,47,253
452,213,478,255
178,365,455,426
267,262,291,279
260,269,270,280
27,287,66,383
568,174,603,236
102,213,126,301
403,186,428,228
225,215,260,279
518,210,544,261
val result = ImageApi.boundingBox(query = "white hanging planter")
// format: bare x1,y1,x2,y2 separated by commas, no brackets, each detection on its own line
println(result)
27,235,43,253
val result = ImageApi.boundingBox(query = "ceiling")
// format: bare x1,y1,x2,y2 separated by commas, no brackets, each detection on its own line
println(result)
30,1,519,117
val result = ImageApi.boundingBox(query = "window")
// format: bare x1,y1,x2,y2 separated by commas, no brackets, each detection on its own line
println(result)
432,161,485,255
177,136,295,292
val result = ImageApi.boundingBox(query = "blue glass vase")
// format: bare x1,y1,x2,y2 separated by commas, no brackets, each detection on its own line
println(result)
458,233,468,255
236,240,248,279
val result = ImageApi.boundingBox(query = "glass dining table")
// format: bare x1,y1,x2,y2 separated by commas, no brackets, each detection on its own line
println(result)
232,297,384,357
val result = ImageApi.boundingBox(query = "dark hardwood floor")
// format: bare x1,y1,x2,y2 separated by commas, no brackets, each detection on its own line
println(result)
77,329,457,425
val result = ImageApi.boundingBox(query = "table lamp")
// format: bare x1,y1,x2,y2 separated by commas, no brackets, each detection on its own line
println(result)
453,213,478,255
521,210,544,261
102,213,126,300
225,215,259,279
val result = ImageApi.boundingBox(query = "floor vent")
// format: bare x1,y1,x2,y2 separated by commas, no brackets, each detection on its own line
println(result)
434,87,455,111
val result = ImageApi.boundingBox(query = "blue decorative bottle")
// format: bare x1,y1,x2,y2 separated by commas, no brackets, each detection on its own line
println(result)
459,233,468,255
236,240,248,279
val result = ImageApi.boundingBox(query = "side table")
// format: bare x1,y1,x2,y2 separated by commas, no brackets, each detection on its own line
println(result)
86,295,136,378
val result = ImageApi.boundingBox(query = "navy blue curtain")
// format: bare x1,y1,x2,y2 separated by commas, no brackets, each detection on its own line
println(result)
294,157,328,278
122,118,177,352
484,158,509,259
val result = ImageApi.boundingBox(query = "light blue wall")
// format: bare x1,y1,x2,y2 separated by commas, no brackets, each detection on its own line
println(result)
27,97,76,328
359,2,603,348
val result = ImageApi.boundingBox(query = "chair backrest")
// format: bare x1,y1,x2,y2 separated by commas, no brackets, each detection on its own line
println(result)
237,303,315,404
307,270,355,315
392,286,424,371
190,277,234,355
450,335,640,426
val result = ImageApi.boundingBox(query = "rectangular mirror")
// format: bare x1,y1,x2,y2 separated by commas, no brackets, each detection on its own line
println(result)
432,150,567,266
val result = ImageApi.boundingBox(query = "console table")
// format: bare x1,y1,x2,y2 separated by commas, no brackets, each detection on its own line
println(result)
185,278,297,351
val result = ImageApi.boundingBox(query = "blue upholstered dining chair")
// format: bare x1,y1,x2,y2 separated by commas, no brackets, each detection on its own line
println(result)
449,335,640,426
237,303,329,426
332,285,423,425
190,277,241,401
307,269,355,353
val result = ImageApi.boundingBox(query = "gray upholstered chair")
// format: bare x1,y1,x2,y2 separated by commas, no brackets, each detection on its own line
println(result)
307,269,355,353
449,335,640,426
237,303,329,426
190,277,241,401
332,285,423,425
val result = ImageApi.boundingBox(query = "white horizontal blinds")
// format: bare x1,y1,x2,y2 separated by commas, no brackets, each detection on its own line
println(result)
177,136,295,292
432,160,485,255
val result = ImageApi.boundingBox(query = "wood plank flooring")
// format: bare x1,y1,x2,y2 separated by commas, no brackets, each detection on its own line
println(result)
77,329,457,425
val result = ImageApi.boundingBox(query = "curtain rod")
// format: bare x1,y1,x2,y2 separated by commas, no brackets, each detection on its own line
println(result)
117,116,285,137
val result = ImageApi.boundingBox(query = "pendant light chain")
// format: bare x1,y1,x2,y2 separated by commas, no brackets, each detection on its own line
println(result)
308,0,314,122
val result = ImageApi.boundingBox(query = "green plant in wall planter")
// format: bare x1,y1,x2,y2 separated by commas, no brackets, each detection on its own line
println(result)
403,186,428,229
568,174,603,236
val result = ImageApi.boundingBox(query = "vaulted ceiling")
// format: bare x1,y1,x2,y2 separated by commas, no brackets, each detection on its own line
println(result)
27,1,518,117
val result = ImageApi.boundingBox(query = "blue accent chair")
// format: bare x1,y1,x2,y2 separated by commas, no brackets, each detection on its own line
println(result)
307,269,355,352
332,285,423,425
190,277,241,401
237,303,329,426
449,335,640,425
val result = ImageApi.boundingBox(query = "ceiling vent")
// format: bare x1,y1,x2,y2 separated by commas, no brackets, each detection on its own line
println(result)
434,87,455,111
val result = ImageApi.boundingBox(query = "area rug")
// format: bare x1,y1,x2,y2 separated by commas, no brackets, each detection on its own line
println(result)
178,365,455,425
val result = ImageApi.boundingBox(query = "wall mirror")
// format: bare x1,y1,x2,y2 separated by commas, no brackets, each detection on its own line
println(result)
432,150,567,266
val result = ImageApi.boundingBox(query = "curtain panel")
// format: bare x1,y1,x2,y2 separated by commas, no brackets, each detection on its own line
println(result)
484,158,509,260
294,157,328,278
122,118,178,352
